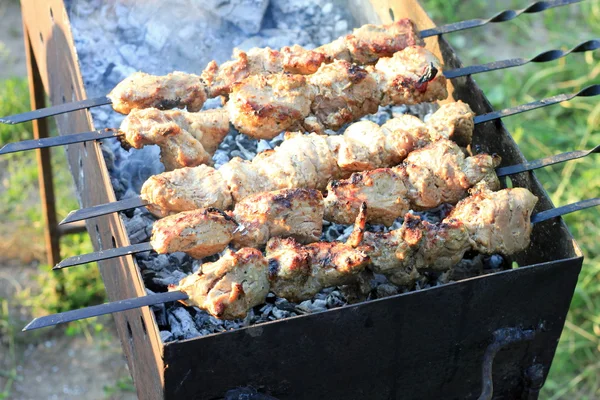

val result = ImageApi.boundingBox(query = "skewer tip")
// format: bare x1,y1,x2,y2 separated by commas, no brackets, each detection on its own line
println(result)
59,211,77,226
22,318,42,331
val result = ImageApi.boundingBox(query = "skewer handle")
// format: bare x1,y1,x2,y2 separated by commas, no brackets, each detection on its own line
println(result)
420,0,583,38
531,198,600,224
444,39,600,79
474,84,600,125
496,144,600,176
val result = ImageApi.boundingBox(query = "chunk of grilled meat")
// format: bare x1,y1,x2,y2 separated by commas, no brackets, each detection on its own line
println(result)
219,132,341,202
138,102,476,216
266,203,370,302
372,46,448,107
229,46,447,138
171,248,269,319
141,165,233,218
202,46,327,99
149,189,324,259
325,139,501,225
119,108,229,170
232,189,324,248
364,188,538,287
316,19,422,64
227,73,316,140
150,208,238,259
108,71,207,114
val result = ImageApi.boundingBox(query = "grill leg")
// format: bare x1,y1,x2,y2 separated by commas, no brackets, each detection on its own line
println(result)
23,24,61,268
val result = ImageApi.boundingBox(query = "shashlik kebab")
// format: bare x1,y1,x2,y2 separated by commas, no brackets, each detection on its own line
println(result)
54,142,600,269
4,70,599,162
3,0,585,126
24,192,600,331
59,86,600,225
33,187,600,330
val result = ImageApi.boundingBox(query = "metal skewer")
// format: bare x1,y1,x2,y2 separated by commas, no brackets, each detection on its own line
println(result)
24,195,600,332
58,87,600,226
0,0,585,126
54,144,600,270
419,0,583,38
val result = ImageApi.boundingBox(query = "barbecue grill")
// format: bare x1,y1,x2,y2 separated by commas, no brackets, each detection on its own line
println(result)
11,0,598,398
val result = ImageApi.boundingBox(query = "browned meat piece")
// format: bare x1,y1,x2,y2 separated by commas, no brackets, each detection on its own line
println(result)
325,168,411,226
228,73,316,139
119,108,229,170
448,188,537,255
374,46,447,106
364,188,538,288
304,61,379,133
141,165,233,217
228,46,447,139
325,139,501,226
316,19,422,64
426,101,475,147
202,47,326,98
231,189,324,248
108,71,207,114
404,139,501,210
266,203,370,302
171,248,269,319
220,132,340,202
266,237,370,301
150,208,237,259
120,117,211,170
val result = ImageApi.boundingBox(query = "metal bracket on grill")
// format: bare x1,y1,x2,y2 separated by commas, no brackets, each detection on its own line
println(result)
478,326,539,400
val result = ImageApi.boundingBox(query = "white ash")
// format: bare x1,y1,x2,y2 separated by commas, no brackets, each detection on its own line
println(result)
66,1,506,342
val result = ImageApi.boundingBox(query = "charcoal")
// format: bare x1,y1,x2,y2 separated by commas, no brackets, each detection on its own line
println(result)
168,307,202,340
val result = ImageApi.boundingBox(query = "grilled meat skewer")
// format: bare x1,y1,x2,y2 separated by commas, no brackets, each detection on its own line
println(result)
118,97,469,172
28,191,600,331
139,101,474,215
109,20,422,114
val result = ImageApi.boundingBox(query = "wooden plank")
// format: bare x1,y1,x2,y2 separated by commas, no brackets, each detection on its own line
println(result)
22,21,61,268
19,2,165,399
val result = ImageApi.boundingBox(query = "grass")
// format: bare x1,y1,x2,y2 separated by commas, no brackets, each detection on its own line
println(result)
0,0,598,398
426,1,600,398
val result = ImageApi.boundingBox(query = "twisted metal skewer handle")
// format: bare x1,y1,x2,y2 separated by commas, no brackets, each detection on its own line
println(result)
496,144,600,176
474,84,600,124
445,39,600,79
420,0,584,38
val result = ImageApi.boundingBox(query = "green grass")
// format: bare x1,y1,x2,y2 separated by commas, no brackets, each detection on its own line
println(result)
0,77,108,398
426,1,600,398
